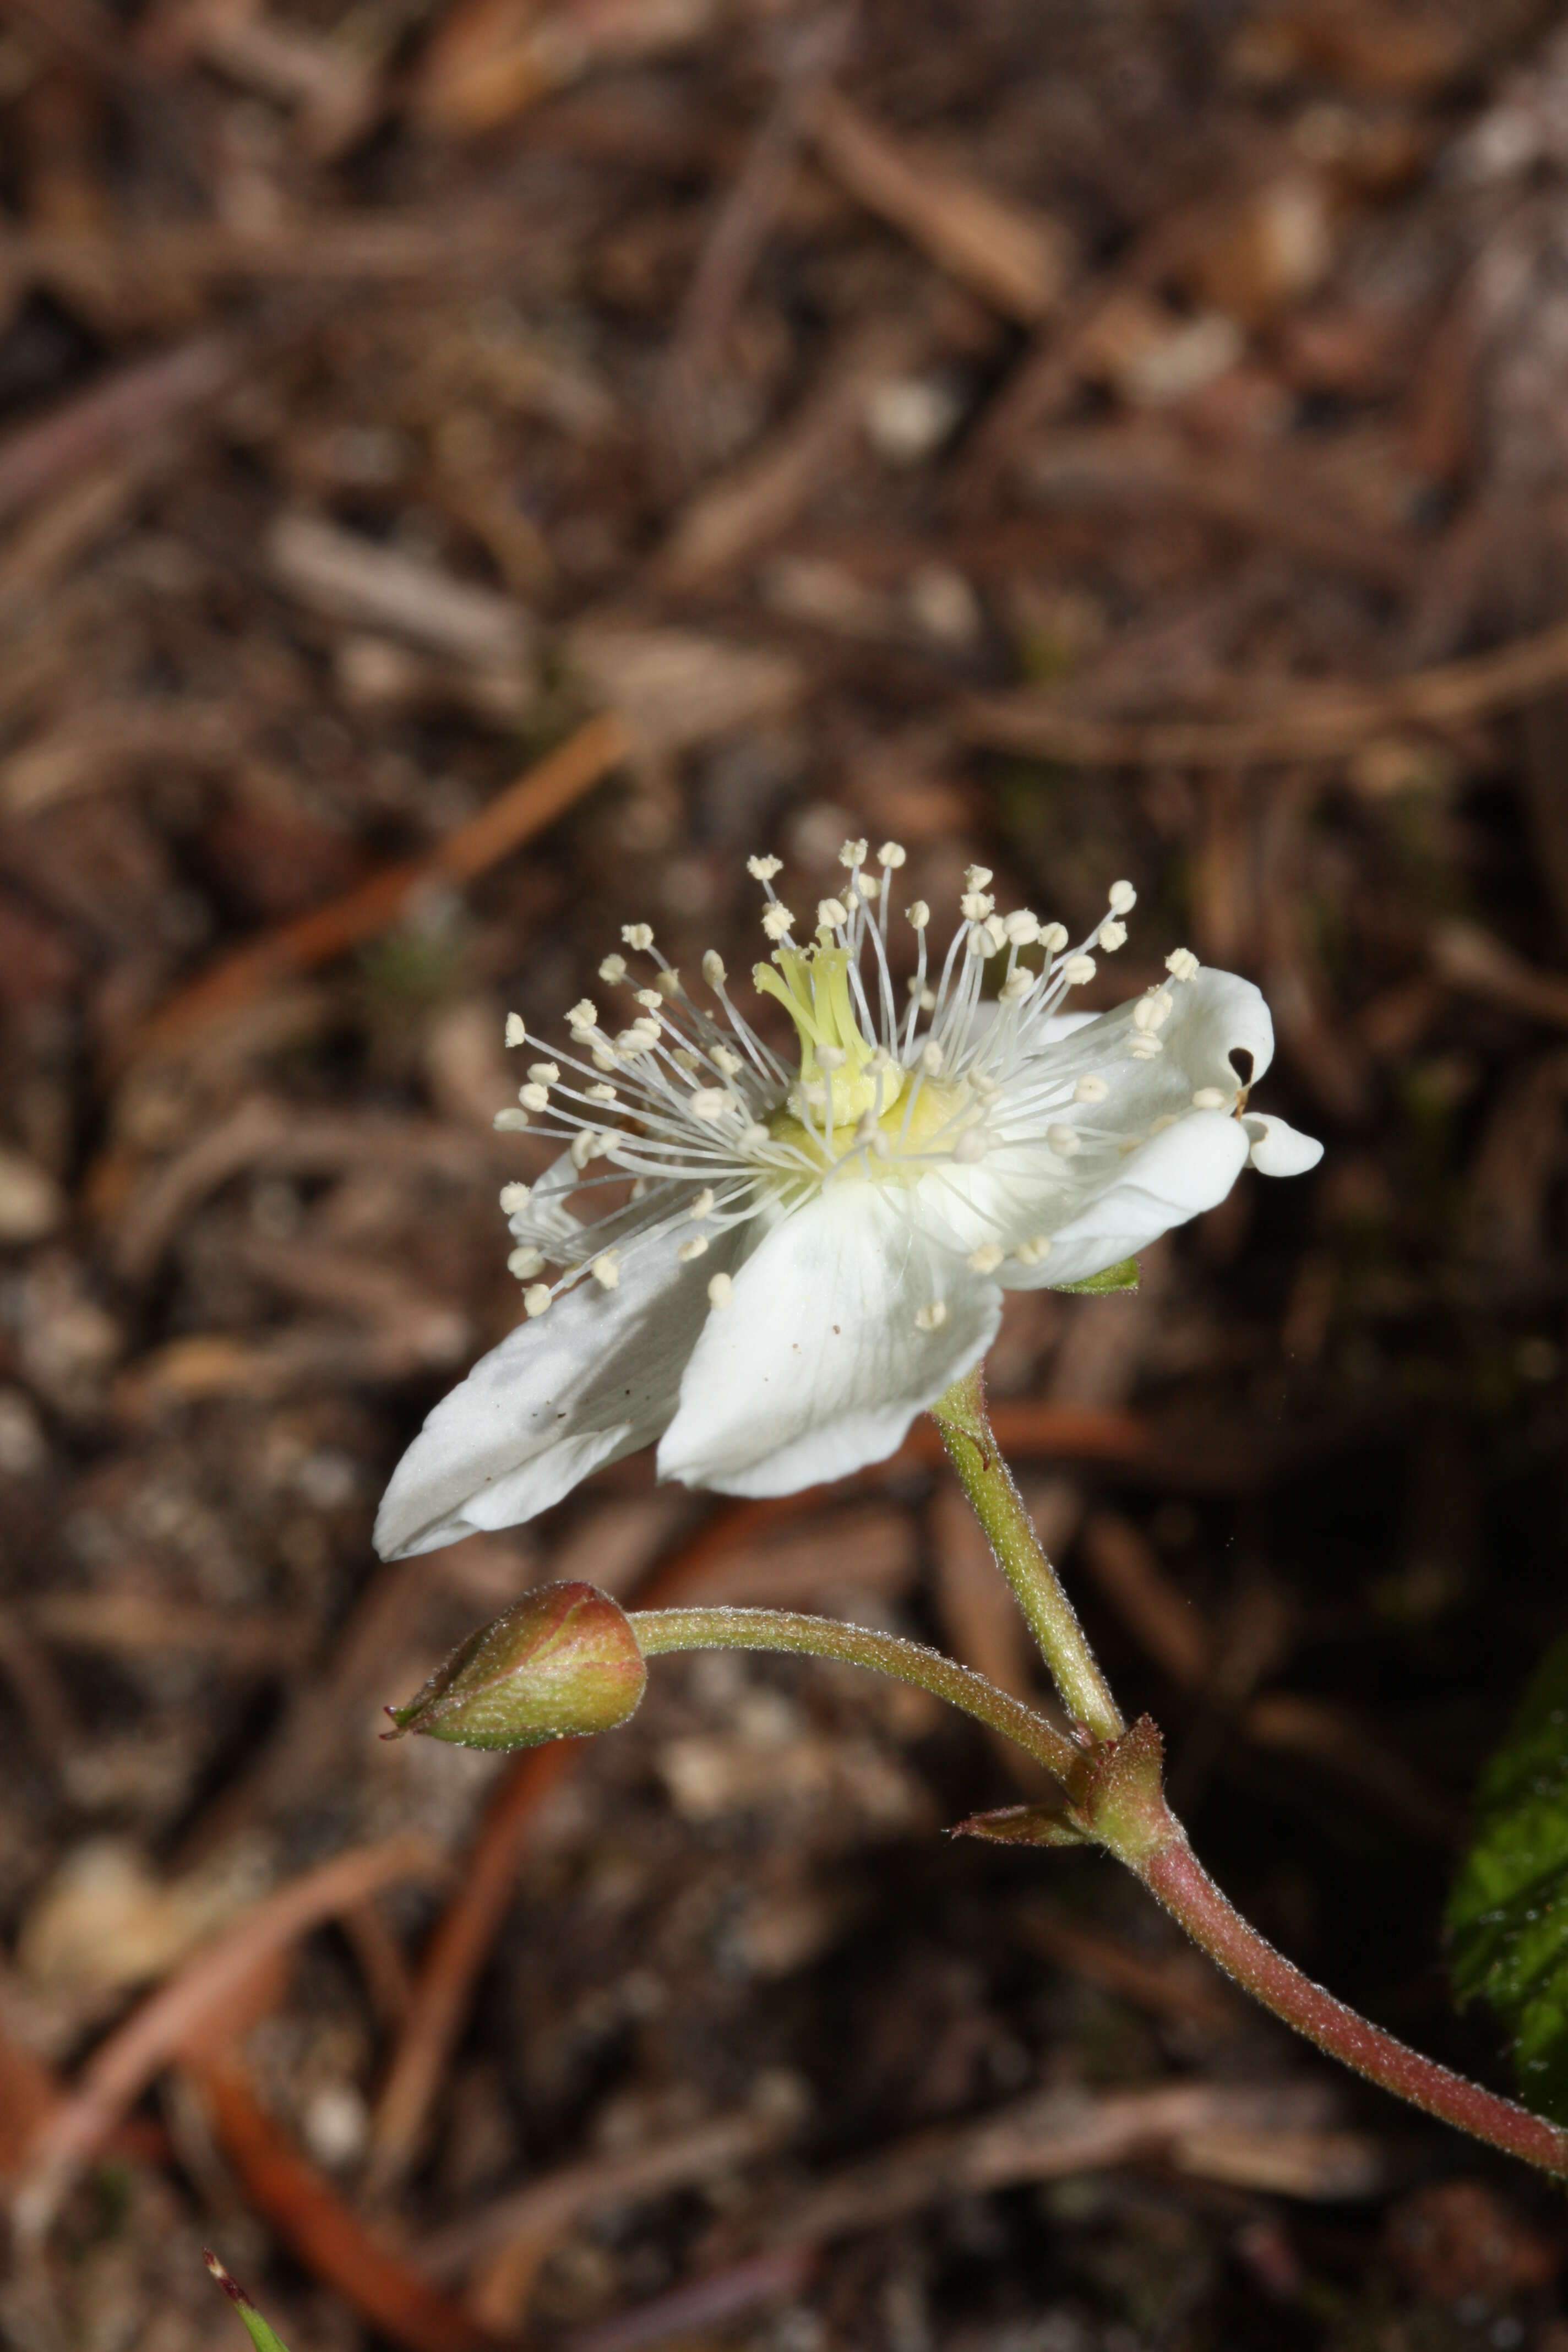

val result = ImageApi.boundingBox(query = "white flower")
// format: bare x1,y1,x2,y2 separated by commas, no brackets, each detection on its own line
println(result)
374,853,1322,1556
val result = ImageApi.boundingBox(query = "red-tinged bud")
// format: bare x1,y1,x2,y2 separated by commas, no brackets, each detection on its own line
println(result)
384,1581,646,1751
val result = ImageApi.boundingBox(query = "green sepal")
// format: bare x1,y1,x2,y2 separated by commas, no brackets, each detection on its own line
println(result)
1054,1257,1140,1296
1448,1634,1568,2122
949,1802,1091,1848
204,2253,292,2352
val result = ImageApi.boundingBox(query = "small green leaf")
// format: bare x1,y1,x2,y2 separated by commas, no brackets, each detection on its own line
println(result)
1448,1635,1568,2122
204,2252,293,2352
1055,1257,1140,1297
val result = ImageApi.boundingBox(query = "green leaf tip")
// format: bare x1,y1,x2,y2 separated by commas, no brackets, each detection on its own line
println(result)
1055,1257,1140,1296
1448,1632,1568,2124
204,2253,293,2352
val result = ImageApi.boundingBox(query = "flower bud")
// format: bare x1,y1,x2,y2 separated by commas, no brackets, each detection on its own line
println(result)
385,1582,646,1751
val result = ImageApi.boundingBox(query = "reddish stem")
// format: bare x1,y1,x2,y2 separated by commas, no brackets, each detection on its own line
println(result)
1141,1827,1568,2177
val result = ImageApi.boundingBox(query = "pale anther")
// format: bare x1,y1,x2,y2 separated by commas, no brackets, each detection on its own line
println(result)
712,1046,743,1075
622,923,654,951
690,1188,715,1219
499,1182,531,1212
915,1301,948,1331
818,897,848,928
1003,910,1040,946
968,1245,1004,1273
838,838,869,868
1063,954,1097,986
855,871,880,900
1047,1124,1081,1157
672,1046,700,1071
1098,919,1128,951
1108,880,1137,914
1075,1075,1109,1103
524,1283,552,1317
1015,1235,1052,1266
587,1083,618,1102
519,1082,551,1112
1150,1113,1179,1133
739,1123,770,1148
971,1072,1000,1099
964,865,994,891
527,1061,560,1084
570,1131,595,1168
952,1129,989,1163
1039,922,1069,954
983,914,1008,953
494,1108,529,1131
504,1012,526,1047
921,1041,944,1075
1191,1087,1228,1110
598,954,627,984
960,891,994,921
591,1254,620,1289
816,1044,847,1070
678,1237,709,1262
999,970,1033,1002
762,903,795,941
634,988,663,1011
907,900,931,930
569,998,597,1029
707,1272,734,1309
690,1088,730,1121
656,970,682,1000
877,840,907,868
747,854,782,880
703,949,726,987
1166,947,1200,983
508,1245,544,1278
1132,994,1169,1034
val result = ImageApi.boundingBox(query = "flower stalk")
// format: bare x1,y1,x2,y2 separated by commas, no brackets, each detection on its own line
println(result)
628,1605,1080,1780
925,1375,1568,2183
929,1364,1123,1743
1138,1822,1568,2175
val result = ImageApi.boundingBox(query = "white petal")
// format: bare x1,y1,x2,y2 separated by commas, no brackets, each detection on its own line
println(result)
1161,965,1274,1090
1000,1110,1251,1290
374,1224,727,1558
1242,1111,1324,1177
657,1183,999,1498
922,969,1277,1269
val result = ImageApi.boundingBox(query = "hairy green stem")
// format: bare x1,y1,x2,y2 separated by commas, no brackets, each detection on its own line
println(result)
628,1605,1080,1780
929,1363,1123,1741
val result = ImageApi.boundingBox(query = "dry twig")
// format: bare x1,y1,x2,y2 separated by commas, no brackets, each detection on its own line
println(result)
14,1835,444,2240
129,714,631,1060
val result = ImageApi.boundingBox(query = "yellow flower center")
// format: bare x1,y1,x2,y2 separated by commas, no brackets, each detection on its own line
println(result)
756,939,977,1172
755,941,902,1128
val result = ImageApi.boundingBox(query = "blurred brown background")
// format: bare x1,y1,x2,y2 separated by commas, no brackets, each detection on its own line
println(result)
6,0,1568,2345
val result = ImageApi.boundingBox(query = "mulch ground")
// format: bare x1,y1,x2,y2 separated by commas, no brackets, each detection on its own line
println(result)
6,2,1568,2348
